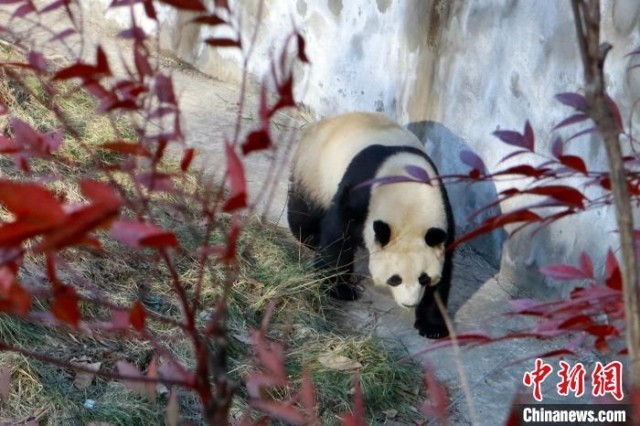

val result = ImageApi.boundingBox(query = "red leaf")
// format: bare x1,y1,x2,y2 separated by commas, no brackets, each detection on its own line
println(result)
341,376,365,426
525,185,586,209
224,217,240,261
80,180,122,208
523,121,534,151
0,221,56,247
300,369,317,421
579,251,593,277
606,95,624,132
551,136,563,158
155,74,176,104
50,28,76,42
157,359,192,384
36,205,120,253
496,165,547,178
271,75,295,114
555,92,588,110
110,309,130,330
605,250,622,290
129,301,146,331
493,130,525,149
405,165,431,182
140,0,156,19
134,46,152,78
13,0,35,18
191,14,226,26
421,364,448,423
223,144,247,212
116,361,147,393
451,209,541,250
11,117,63,156
40,0,70,13
250,330,286,383
8,283,31,315
540,264,591,281
140,232,178,248
205,38,241,48
156,0,205,11
559,314,594,330
180,148,195,171
145,357,158,395
595,336,610,353
586,324,619,337
51,285,80,327
552,113,590,130
101,141,150,156
0,180,65,224
27,51,48,72
111,220,177,248
96,45,111,76
53,63,100,81
296,33,309,64
242,129,271,155
459,150,487,176
559,155,587,174
119,26,147,40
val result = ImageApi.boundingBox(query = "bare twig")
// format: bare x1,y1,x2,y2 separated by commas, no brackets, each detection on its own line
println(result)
571,0,640,391
0,342,191,388
434,291,479,426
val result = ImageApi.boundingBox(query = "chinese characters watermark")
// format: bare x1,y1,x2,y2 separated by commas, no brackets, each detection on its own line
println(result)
522,359,623,402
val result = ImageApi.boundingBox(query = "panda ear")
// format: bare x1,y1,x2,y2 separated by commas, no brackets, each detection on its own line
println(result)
425,227,447,247
373,220,391,247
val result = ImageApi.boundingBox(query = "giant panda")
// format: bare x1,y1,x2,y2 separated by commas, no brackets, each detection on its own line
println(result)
287,112,455,339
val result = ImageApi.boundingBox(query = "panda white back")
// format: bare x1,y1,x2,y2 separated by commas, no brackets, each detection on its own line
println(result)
292,112,425,207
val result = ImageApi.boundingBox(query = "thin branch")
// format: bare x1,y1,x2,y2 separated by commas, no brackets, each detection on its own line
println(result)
434,291,479,426
0,341,192,388
571,0,640,391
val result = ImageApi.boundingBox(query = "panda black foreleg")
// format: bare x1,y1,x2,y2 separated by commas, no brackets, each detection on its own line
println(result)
314,210,360,301
287,187,324,250
414,278,451,339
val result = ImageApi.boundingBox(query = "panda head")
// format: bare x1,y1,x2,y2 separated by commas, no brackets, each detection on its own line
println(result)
365,218,448,308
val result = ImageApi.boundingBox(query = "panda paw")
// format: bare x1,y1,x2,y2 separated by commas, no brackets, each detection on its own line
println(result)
414,318,449,339
328,281,361,301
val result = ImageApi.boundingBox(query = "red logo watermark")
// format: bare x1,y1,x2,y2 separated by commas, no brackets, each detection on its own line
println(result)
522,359,623,402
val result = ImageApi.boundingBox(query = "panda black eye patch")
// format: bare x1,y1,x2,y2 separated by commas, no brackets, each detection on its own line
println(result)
373,220,391,247
387,274,402,286
418,273,430,286
425,227,447,247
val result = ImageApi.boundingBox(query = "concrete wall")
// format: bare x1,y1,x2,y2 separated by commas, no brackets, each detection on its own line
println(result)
98,0,640,296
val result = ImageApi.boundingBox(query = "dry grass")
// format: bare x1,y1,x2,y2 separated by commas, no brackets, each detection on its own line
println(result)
0,46,425,425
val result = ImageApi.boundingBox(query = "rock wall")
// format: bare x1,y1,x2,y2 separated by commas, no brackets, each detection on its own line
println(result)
97,0,640,296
